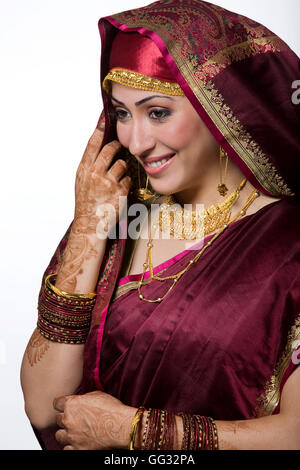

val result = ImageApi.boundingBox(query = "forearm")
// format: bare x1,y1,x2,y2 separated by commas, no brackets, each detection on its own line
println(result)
55,225,107,295
126,410,300,450
21,230,107,430
51,367,300,451
216,414,300,450
21,331,85,430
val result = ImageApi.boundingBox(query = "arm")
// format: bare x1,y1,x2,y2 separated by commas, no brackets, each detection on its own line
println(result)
53,366,300,450
21,127,131,431
215,365,300,450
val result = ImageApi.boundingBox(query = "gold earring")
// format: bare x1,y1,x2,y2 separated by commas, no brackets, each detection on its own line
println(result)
135,161,155,201
218,147,229,197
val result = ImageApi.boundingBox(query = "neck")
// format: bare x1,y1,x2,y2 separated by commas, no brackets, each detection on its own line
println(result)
173,160,248,210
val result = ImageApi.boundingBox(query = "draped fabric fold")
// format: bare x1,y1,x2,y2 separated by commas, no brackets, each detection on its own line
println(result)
98,198,300,420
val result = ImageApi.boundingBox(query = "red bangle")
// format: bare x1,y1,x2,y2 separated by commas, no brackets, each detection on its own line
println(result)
37,273,96,344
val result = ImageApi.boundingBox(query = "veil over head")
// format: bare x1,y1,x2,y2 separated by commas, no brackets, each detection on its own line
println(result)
99,0,300,198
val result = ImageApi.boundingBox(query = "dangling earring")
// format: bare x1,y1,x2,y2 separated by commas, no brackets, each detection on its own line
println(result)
217,147,229,197
135,161,155,201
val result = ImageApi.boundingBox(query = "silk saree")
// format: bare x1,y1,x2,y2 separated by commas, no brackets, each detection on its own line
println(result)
32,0,300,449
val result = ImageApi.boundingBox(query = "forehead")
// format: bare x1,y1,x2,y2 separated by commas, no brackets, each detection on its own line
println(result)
111,82,178,103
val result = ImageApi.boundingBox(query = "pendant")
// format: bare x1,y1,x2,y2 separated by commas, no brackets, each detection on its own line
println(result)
217,183,228,197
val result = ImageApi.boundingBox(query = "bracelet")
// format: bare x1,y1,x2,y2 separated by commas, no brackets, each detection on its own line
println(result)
46,273,97,299
178,414,219,450
141,408,175,450
37,272,96,344
129,407,145,450
132,407,218,450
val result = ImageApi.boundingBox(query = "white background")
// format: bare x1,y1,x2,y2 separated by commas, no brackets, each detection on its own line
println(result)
1,0,299,450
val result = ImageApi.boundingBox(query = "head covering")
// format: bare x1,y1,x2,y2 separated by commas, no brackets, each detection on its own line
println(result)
99,0,300,198
103,31,184,96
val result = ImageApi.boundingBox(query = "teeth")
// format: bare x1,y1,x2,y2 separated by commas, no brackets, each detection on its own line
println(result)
147,157,170,168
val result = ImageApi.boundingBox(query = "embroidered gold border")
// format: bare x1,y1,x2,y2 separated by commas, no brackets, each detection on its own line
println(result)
173,48,293,196
253,315,300,417
112,267,168,302
195,36,289,82
111,12,293,196
201,81,292,196
103,68,184,96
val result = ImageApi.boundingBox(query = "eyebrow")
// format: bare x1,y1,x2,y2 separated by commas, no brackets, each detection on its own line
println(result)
111,95,174,107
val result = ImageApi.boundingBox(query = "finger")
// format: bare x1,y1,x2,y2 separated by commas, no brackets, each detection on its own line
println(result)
56,412,65,428
55,428,69,446
64,445,75,451
96,111,105,132
109,159,128,182
119,175,132,193
81,128,105,167
95,140,122,170
53,395,68,412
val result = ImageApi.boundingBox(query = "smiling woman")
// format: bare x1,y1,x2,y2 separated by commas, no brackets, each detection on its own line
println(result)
20,0,300,451
111,83,222,200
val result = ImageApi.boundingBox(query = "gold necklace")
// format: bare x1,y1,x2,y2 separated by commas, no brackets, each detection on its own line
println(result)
138,188,260,303
159,178,247,240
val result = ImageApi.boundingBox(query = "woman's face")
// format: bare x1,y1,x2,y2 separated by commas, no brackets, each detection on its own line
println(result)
111,82,219,198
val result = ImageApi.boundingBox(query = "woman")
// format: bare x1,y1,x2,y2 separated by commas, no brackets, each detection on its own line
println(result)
21,0,300,450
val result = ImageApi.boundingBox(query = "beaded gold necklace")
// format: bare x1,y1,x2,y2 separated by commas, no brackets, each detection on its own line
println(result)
159,178,247,240
138,187,260,303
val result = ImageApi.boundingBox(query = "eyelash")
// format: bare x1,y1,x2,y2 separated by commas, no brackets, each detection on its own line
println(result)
113,108,171,122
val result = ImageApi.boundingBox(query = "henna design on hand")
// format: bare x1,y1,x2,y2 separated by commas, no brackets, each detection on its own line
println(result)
54,391,136,450
25,329,50,367
56,127,131,292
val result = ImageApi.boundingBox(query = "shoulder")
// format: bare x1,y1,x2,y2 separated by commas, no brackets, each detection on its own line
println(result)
227,196,300,273
252,197,300,233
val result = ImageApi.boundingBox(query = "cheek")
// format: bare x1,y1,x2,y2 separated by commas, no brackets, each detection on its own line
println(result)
167,117,202,150
171,114,218,156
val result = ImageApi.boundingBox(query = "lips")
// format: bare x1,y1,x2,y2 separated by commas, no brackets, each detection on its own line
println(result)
143,153,176,176
144,153,175,164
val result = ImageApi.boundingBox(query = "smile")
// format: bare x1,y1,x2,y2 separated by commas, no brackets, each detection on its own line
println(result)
147,158,170,168
143,154,176,175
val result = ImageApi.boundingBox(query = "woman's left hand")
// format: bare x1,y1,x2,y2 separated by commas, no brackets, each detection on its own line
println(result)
53,391,137,450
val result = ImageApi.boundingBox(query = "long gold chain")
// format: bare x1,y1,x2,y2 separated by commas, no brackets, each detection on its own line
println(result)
138,188,260,303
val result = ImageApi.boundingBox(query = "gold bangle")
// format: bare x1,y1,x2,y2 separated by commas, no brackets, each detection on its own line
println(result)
45,273,97,300
128,407,146,450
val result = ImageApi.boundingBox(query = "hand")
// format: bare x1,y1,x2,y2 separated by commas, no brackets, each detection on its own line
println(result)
73,123,131,239
53,391,137,450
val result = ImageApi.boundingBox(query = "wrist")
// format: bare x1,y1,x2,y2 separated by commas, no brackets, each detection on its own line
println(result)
71,218,109,245
128,408,180,450
118,406,139,450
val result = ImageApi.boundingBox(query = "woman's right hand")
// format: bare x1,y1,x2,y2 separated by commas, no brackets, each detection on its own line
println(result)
73,127,131,239
54,126,131,293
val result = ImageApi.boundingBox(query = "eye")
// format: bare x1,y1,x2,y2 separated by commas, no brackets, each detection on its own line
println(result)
114,109,130,121
149,108,171,121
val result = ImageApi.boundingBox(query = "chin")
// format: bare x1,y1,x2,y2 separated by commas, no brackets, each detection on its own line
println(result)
150,182,177,196
149,176,182,197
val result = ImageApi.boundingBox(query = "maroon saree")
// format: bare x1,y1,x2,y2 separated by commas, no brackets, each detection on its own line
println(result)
34,197,300,450
91,197,300,420
32,0,300,450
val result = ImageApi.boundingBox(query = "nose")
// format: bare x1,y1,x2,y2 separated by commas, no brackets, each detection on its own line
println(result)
128,117,155,159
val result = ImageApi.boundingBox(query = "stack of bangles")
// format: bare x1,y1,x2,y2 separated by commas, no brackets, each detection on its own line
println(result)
129,407,219,450
37,273,96,344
